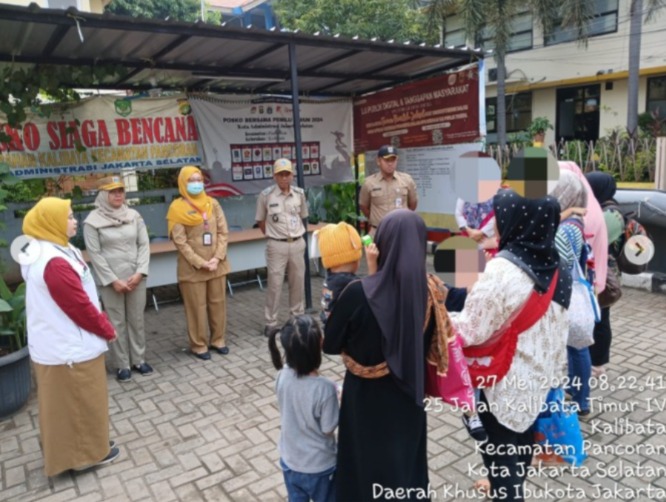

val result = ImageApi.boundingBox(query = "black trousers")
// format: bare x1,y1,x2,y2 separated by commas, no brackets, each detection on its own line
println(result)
478,392,535,502
589,306,612,366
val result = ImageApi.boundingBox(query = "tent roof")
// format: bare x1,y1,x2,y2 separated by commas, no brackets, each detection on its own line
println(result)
0,3,482,98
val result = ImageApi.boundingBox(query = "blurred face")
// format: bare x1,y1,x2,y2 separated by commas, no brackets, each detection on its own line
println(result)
377,156,398,177
274,171,293,191
107,187,125,208
66,210,77,238
188,173,203,183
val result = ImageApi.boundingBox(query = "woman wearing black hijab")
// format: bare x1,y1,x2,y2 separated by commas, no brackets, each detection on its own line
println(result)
449,189,572,502
585,172,625,375
323,209,436,501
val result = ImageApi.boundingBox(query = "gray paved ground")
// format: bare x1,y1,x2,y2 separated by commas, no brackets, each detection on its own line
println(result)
1,266,666,502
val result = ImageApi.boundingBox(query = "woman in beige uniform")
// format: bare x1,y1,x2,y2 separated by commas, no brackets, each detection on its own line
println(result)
84,175,152,382
166,166,231,360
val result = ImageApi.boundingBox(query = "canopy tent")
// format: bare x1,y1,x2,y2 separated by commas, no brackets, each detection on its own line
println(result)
0,3,480,98
0,3,484,305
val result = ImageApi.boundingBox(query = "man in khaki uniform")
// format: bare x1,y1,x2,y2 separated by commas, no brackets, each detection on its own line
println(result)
359,145,418,235
255,158,308,336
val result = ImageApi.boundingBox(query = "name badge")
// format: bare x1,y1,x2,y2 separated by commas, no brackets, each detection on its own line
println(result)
202,232,213,246
395,197,403,208
289,215,299,230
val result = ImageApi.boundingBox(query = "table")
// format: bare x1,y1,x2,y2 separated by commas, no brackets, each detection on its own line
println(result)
84,224,324,309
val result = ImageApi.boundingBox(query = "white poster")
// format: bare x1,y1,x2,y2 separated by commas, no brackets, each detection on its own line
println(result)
364,143,484,215
190,96,354,196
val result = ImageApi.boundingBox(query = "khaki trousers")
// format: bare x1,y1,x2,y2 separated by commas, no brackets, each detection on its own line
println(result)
100,279,147,370
180,276,227,353
264,238,306,327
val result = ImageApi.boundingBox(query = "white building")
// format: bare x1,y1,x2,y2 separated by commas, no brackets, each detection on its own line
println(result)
444,0,666,144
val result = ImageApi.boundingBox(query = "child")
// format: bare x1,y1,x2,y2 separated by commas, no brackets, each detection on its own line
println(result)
317,222,377,324
268,316,339,502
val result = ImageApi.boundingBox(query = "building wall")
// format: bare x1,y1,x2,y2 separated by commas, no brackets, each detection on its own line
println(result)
480,0,666,141
484,0,666,83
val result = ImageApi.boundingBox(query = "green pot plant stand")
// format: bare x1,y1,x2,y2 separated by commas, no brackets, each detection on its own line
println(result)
0,277,31,419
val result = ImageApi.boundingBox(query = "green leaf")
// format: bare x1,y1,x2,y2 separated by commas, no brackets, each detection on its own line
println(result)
0,298,12,313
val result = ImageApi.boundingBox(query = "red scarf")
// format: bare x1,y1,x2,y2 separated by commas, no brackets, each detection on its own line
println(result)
463,270,558,388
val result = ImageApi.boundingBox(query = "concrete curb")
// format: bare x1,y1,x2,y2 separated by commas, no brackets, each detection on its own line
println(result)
621,272,666,295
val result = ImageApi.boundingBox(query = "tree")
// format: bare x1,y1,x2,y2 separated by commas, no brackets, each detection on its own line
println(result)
105,0,202,22
423,0,592,146
626,0,666,138
274,0,425,42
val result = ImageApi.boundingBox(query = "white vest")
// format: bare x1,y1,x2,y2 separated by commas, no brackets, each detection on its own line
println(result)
22,241,108,365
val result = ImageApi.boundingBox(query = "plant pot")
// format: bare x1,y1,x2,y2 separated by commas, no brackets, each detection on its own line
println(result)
0,345,32,419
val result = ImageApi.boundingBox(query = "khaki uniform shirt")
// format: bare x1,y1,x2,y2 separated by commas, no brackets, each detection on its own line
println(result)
255,185,308,239
83,210,150,287
171,199,231,283
359,171,418,227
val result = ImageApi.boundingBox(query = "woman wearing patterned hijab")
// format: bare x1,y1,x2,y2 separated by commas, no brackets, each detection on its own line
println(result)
559,161,608,294
22,198,119,476
552,171,592,415
323,210,437,501
449,189,571,501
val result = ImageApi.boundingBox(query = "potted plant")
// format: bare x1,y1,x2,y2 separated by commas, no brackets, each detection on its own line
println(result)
528,117,554,146
0,276,31,418
0,161,31,418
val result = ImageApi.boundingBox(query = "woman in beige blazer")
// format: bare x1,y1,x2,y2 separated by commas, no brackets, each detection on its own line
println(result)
84,175,151,382
166,166,231,361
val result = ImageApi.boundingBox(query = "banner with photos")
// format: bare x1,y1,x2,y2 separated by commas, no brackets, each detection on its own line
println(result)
190,96,354,196
1,94,201,179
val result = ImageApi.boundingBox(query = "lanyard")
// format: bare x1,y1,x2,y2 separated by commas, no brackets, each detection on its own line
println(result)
184,198,210,232
52,244,88,273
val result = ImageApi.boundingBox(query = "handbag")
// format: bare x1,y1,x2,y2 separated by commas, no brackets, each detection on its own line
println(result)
425,334,475,409
567,261,599,349
598,259,622,308
561,226,600,349
534,388,587,466
423,275,475,409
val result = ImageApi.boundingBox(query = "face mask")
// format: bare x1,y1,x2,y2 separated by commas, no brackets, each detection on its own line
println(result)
187,182,204,195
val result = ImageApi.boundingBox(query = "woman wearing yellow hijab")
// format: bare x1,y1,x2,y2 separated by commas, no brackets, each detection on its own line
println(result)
166,166,231,360
22,197,120,476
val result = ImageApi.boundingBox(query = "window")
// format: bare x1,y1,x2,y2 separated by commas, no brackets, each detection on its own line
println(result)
46,0,81,8
486,93,532,133
444,28,466,48
647,76,666,119
480,11,533,53
443,15,466,48
556,85,601,141
545,0,618,46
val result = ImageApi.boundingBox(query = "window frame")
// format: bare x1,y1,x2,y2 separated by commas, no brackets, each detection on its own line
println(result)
478,11,534,54
646,75,666,133
545,0,619,47
486,92,533,134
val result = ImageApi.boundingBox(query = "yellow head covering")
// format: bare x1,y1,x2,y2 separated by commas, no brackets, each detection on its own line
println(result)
166,165,213,236
23,197,72,246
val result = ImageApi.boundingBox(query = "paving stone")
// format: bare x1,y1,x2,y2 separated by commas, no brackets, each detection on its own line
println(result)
2,273,665,501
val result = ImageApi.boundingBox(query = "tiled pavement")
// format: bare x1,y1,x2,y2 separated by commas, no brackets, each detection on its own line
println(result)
1,268,666,502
